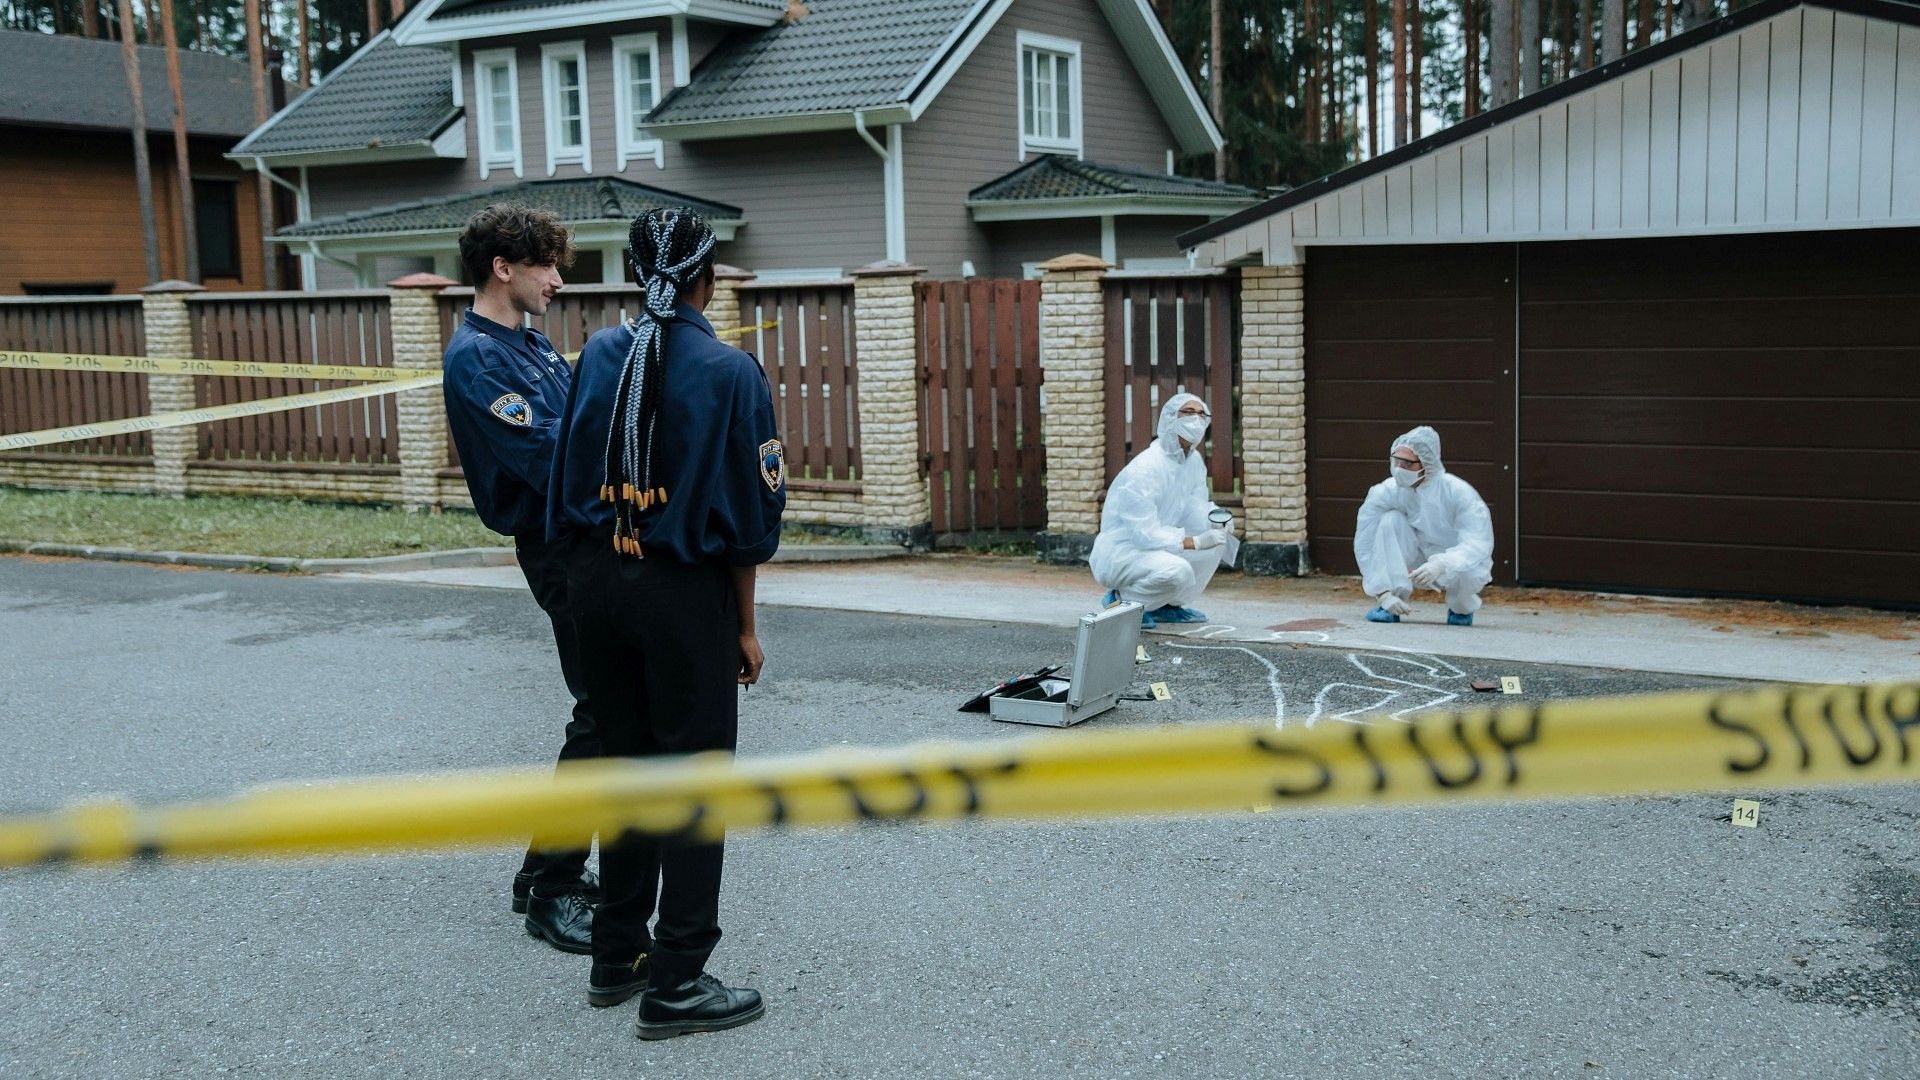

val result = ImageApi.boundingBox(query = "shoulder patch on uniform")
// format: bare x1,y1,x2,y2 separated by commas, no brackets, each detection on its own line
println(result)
490,393,531,427
759,439,785,492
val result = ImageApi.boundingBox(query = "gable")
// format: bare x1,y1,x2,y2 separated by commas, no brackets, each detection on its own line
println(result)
1185,0,1920,265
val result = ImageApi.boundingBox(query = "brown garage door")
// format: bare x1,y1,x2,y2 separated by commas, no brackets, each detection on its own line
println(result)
1517,229,1920,607
1305,244,1517,582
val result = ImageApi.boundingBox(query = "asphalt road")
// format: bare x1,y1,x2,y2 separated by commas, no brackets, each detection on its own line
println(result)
0,558,1914,1078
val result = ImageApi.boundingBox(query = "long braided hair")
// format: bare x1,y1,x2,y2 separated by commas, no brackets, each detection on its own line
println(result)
601,207,718,556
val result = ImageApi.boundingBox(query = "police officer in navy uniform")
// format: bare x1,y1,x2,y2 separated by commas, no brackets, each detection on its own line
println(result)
548,207,784,1039
442,204,600,954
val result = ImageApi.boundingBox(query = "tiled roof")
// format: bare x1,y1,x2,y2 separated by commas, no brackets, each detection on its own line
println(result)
969,156,1261,203
0,28,255,137
430,0,783,17
646,0,983,125
232,33,456,157
279,176,744,238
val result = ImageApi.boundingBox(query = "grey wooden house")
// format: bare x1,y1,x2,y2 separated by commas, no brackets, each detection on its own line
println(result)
229,0,1258,286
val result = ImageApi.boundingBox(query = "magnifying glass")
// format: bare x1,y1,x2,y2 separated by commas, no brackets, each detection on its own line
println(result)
1208,508,1232,529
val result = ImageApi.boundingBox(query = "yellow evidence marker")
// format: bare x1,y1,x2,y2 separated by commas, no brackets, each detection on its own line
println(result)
1150,682,1172,701
1501,676,1524,694
1731,799,1760,828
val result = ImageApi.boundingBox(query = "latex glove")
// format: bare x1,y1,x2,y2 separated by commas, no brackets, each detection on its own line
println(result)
1410,560,1443,590
1378,593,1412,617
1189,529,1228,551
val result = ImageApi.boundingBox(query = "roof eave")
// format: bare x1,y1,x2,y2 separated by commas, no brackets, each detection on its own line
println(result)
968,194,1261,221
395,0,779,46
280,215,744,247
642,104,913,141
227,113,466,168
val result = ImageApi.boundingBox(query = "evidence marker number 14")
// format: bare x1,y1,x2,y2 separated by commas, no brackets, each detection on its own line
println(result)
1731,799,1760,828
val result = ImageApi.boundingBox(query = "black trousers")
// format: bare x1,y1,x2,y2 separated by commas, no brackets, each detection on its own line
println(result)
566,534,739,985
514,531,601,891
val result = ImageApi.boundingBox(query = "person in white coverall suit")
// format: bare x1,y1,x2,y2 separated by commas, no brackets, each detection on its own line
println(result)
1354,425,1494,626
1090,392,1233,628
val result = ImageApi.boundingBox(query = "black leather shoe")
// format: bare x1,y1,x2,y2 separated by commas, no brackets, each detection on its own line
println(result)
634,973,765,1040
524,891,594,954
589,954,650,1008
511,868,601,914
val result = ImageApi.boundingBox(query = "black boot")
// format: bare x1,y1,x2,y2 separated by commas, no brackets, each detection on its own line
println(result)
523,890,594,954
511,868,601,915
589,954,650,1008
634,972,764,1040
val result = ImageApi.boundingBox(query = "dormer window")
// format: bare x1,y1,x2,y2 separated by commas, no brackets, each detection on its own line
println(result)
613,33,665,170
473,49,522,179
541,42,592,174
1017,31,1081,158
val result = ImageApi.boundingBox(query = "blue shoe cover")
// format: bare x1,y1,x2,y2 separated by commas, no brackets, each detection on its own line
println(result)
1446,610,1474,627
1365,606,1401,623
1101,590,1120,607
1149,605,1209,624
1139,609,1157,628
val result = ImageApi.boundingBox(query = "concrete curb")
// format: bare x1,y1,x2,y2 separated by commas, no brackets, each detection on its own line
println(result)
0,539,909,573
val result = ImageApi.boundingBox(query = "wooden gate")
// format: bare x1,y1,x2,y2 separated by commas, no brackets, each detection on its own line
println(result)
917,279,1044,534
739,282,860,483
1102,273,1241,503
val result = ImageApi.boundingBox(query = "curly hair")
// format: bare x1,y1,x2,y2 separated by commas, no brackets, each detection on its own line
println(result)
457,204,576,287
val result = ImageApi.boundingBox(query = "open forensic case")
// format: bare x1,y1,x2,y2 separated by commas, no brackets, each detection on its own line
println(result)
987,601,1144,727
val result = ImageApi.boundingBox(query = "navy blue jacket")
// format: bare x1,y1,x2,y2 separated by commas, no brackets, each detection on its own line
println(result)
442,309,572,537
548,304,785,566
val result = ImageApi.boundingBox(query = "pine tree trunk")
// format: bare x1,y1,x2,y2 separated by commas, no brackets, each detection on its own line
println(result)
1490,0,1515,107
1465,0,1480,116
366,0,379,38
245,0,278,289
1521,0,1540,94
298,0,310,87
1410,0,1422,139
82,0,100,37
116,0,161,283
1603,0,1624,60
1303,0,1320,144
1579,0,1594,69
1391,0,1406,145
1635,0,1652,46
389,0,403,20
1365,0,1379,153
156,0,198,281
1683,0,1712,28
1211,0,1224,180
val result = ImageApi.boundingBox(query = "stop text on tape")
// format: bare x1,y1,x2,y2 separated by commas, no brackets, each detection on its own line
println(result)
0,680,1912,868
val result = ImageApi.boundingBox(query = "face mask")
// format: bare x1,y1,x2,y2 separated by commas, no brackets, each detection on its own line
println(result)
1174,415,1210,444
1391,464,1422,488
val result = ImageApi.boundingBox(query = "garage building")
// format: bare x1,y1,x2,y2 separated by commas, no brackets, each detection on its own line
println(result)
1181,0,1920,607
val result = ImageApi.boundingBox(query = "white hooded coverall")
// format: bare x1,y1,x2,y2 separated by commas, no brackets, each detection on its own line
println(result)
1089,393,1224,611
1353,426,1495,615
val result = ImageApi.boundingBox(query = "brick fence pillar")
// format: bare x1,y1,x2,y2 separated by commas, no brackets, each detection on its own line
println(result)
849,260,931,549
1237,263,1308,575
389,273,455,511
1036,253,1110,565
140,280,204,498
707,264,752,338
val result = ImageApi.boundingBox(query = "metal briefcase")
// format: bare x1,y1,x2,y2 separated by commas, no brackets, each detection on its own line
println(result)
988,602,1144,727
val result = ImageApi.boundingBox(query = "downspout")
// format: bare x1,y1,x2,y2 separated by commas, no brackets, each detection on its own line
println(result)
853,110,906,263
254,156,318,291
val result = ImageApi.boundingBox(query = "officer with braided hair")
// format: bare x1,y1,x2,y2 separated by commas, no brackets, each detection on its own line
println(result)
547,207,784,1039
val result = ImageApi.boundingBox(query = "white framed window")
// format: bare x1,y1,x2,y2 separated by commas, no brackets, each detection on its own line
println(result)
612,34,665,170
1016,31,1081,158
540,41,592,175
473,49,522,179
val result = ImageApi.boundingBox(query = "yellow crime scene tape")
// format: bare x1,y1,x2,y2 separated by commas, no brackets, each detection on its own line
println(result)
0,350,441,383
1,681,1913,868
0,377,441,452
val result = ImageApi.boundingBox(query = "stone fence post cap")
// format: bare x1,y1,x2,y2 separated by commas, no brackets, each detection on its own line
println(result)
849,260,927,278
713,264,755,281
389,272,458,289
1038,254,1112,272
140,280,206,294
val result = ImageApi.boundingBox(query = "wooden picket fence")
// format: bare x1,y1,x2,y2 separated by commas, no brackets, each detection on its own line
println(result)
1102,272,1242,504
189,291,398,465
738,282,860,484
0,296,150,457
916,279,1045,534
